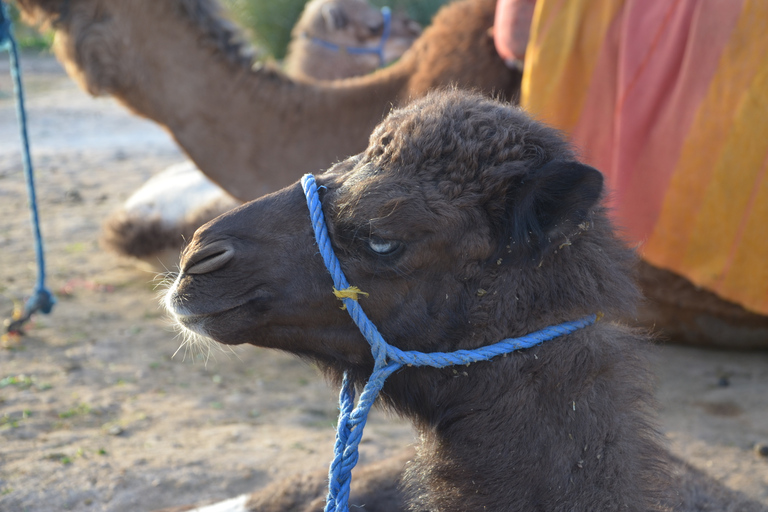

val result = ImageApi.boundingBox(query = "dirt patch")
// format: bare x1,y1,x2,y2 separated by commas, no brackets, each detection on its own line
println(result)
1,54,766,511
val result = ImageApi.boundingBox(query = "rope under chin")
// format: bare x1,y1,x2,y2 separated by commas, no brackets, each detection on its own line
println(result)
300,174,596,512
1,1,56,335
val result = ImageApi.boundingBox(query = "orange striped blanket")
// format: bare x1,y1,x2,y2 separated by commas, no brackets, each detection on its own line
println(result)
499,0,768,315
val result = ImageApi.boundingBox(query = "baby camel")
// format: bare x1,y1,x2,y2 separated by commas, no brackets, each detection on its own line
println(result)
164,91,766,511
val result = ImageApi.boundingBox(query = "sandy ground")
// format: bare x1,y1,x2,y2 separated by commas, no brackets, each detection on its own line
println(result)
0,54,766,512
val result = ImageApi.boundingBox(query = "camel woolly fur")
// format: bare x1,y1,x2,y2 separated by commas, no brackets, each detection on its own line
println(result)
163,91,767,512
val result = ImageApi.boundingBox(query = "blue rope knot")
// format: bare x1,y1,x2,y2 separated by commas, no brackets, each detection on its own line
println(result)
1,0,56,334
304,6,392,68
300,174,596,512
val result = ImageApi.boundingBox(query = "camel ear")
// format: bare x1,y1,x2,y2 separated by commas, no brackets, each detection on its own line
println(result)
505,160,603,259
321,3,348,31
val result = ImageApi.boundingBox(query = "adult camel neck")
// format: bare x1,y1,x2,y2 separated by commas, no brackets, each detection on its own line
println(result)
124,56,412,201
23,0,413,200
18,0,515,201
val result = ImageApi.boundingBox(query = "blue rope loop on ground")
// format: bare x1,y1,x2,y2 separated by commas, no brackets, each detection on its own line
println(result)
300,174,596,512
305,6,392,68
1,0,56,334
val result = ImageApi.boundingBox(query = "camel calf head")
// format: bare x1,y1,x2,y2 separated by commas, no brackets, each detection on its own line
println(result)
165,90,637,379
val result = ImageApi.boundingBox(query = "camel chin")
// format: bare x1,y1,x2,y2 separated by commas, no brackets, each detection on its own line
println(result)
100,161,240,272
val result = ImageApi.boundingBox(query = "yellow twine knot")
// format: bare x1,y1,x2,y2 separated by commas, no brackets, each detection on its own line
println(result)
333,286,369,310
596,311,605,322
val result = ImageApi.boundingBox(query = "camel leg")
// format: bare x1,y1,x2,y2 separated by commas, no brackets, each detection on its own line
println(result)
637,262,768,350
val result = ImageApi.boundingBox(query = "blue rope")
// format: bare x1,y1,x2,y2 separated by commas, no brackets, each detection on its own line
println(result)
300,174,596,512
304,6,392,68
1,1,56,334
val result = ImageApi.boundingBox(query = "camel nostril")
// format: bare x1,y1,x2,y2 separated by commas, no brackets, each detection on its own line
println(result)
182,242,235,275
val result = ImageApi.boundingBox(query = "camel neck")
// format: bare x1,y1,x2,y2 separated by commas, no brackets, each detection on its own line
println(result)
51,0,413,201
395,327,670,511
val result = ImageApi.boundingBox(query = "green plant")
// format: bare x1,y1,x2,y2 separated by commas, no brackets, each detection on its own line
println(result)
0,414,20,429
224,0,307,60
370,0,448,26
6,4,53,51
0,374,34,389
58,403,92,419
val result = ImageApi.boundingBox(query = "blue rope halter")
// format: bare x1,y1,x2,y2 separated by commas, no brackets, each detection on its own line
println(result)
300,174,596,512
1,1,56,334
304,6,392,68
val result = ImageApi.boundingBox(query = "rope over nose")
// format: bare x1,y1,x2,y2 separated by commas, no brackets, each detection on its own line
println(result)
300,174,596,512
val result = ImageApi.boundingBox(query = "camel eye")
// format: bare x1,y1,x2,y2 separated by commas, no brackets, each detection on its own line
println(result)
367,237,401,255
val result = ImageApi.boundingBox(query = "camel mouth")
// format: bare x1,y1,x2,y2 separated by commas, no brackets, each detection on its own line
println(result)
165,287,260,322
172,310,212,338
163,274,274,345
167,301,242,346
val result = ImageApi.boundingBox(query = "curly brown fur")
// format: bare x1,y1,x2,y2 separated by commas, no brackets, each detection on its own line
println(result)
158,90,768,511
320,91,668,511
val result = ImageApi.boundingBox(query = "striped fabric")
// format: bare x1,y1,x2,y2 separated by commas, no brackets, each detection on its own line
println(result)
519,0,768,315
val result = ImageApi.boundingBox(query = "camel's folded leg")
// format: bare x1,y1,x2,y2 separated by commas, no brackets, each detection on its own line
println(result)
100,161,241,271
155,448,412,512
636,262,768,350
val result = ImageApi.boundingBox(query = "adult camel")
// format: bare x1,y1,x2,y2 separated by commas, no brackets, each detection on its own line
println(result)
15,0,517,200
13,0,768,347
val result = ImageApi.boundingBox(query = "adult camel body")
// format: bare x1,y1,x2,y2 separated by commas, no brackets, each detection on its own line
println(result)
14,0,768,347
